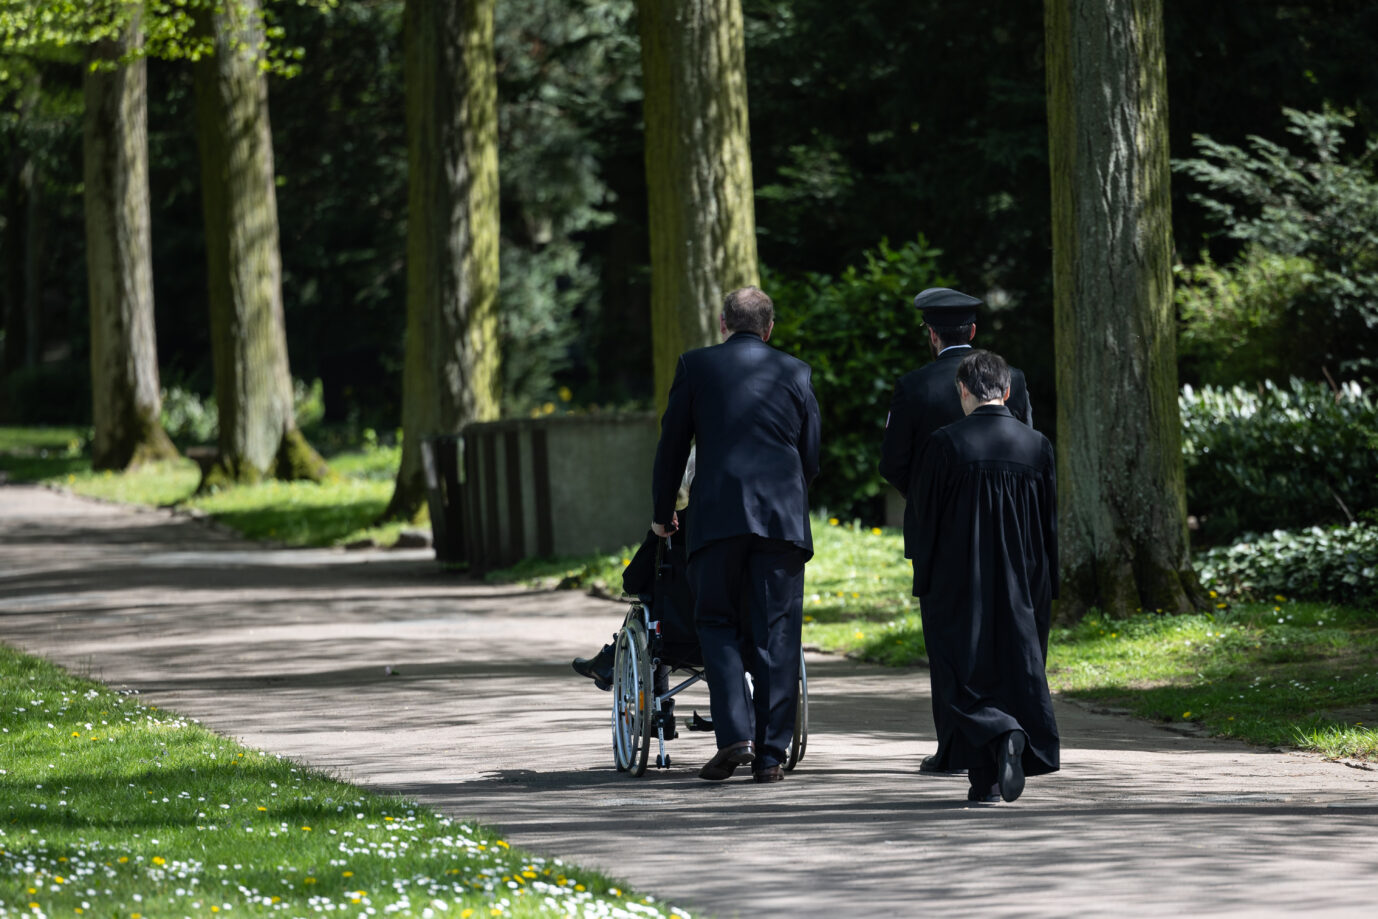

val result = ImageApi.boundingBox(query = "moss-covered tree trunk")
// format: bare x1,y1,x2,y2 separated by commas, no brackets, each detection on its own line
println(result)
192,0,326,488
636,0,759,409
1045,0,1205,620
83,17,179,470
384,0,501,519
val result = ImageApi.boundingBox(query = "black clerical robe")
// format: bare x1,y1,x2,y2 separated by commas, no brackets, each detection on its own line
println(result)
911,404,1060,776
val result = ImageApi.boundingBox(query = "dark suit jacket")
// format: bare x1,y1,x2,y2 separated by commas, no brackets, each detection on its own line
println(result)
652,332,821,558
879,346,1031,558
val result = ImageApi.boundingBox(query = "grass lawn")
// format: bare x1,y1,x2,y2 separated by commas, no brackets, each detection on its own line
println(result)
0,427,418,549
486,517,1378,762
0,645,689,919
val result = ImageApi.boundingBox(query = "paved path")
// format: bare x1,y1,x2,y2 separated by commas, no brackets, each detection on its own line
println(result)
2,485,1376,917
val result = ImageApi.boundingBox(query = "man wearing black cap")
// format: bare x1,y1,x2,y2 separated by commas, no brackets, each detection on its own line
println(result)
879,286,1034,775
909,349,1059,802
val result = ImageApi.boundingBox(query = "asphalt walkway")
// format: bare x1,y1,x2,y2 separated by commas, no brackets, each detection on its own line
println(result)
2,485,1376,917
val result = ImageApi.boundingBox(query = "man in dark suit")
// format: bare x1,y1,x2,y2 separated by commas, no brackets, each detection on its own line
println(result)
879,287,1033,774
909,349,1059,803
651,285,820,783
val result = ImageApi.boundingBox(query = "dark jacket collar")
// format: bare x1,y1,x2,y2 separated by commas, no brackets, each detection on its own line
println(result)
971,404,1013,418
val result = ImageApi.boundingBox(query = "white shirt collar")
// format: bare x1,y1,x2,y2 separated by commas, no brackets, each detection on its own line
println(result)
938,344,973,357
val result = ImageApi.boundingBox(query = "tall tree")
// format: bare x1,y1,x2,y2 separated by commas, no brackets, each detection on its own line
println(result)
1045,0,1204,620
384,0,500,519
192,0,326,486
83,11,178,469
636,0,758,406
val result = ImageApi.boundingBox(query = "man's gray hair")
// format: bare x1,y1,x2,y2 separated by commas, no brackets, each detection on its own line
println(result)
956,350,1011,402
722,286,775,336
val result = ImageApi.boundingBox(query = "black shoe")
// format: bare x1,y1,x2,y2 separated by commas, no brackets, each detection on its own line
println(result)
919,754,967,776
967,781,1000,803
997,730,1027,802
699,740,755,781
753,764,784,783
572,643,615,691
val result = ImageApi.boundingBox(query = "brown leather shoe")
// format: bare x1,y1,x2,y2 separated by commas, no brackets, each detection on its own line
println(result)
752,764,784,783
699,740,755,780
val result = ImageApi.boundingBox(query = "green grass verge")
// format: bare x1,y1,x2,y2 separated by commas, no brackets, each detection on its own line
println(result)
0,644,689,919
488,517,1378,761
0,427,418,549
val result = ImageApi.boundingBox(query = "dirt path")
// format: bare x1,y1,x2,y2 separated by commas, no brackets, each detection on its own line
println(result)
2,484,1376,917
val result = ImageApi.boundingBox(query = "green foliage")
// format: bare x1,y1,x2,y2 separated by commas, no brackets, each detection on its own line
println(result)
1174,245,1313,385
1180,378,1378,541
768,236,954,518
1174,107,1378,374
1196,523,1378,606
1049,602,1378,759
160,378,325,446
0,644,678,918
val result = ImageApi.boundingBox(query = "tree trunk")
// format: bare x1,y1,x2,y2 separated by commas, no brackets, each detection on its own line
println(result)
384,0,501,520
635,0,759,409
192,0,326,487
1045,0,1205,620
1,158,30,379
83,18,179,470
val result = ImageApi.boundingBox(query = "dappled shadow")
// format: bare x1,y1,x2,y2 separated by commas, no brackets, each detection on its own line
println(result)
6,485,1378,917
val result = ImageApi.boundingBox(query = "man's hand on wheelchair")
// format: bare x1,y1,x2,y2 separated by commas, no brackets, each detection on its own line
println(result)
652,512,679,539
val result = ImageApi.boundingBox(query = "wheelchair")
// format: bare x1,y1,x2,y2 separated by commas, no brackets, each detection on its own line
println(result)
610,561,809,778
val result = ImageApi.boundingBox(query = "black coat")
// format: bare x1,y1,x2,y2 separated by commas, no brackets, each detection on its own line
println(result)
911,404,1059,776
651,332,821,558
879,346,1031,558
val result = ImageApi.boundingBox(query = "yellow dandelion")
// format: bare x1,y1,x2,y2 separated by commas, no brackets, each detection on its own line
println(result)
342,871,354,878
304,878,316,885
1208,590,1217,598
803,615,815,623
575,884,586,892
211,908,219,914
828,517,839,526
496,840,510,849
118,857,128,864
1274,594,1286,602
54,876,64,883
542,402,556,415
72,731,80,737
151,856,165,866
257,806,267,812
558,386,573,402
622,558,630,566
1182,711,1193,719
301,826,311,831
1216,602,1227,609
870,527,882,535
854,630,865,639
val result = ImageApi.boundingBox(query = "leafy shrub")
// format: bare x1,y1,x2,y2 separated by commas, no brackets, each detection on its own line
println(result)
768,236,954,518
1197,523,1378,605
1181,379,1378,542
161,378,327,446
1174,245,1313,386
1174,107,1378,375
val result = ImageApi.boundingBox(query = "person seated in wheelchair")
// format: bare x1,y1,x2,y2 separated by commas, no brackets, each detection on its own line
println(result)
571,506,705,738
572,457,706,738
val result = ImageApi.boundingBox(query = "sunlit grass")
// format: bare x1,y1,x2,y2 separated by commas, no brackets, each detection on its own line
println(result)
0,426,418,549
0,644,690,919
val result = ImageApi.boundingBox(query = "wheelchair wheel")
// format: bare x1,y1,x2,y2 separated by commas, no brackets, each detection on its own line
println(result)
611,616,652,776
785,648,808,770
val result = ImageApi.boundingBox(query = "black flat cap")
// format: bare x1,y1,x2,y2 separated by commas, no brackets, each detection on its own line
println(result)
913,287,982,326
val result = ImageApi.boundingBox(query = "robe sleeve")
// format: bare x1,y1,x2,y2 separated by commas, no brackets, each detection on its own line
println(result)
909,429,953,597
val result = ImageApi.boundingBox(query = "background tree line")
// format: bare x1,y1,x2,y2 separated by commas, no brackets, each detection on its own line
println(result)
2,0,1375,619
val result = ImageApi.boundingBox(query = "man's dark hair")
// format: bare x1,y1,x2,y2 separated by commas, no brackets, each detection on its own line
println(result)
722,286,775,336
932,321,974,348
956,349,1011,402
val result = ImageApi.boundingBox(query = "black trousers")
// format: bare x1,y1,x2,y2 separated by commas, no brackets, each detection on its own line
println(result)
688,534,806,768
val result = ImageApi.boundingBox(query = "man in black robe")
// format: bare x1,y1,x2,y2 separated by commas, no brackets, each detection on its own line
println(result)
651,285,820,783
910,349,1059,803
880,286,1033,774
